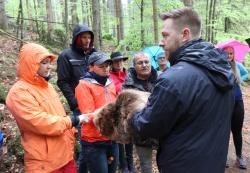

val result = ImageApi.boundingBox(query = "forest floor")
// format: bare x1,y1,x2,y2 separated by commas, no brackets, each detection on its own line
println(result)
0,36,250,173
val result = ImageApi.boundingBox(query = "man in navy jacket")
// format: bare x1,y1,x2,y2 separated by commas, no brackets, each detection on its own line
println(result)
131,7,235,173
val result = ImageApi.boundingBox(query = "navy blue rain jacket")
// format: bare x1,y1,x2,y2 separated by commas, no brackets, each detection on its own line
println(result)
57,24,96,111
131,39,235,173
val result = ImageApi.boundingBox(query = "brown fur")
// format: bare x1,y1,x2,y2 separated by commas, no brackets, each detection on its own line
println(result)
94,89,150,143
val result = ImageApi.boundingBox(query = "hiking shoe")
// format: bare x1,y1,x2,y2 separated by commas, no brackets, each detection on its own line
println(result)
225,159,229,168
235,156,247,169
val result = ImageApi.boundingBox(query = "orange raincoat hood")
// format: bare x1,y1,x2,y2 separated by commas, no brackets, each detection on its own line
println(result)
18,43,56,86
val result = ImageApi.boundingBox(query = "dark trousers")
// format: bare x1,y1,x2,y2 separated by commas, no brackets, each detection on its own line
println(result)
119,143,134,171
231,100,244,157
73,110,88,173
80,141,119,173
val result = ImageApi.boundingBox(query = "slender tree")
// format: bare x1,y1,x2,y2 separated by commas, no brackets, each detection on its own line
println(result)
71,0,79,25
107,0,116,37
102,0,109,34
92,0,101,49
25,0,35,31
115,0,124,43
140,0,145,47
0,0,8,30
46,0,54,42
211,0,217,43
152,0,158,44
16,0,24,44
182,0,193,7
33,0,41,39
64,0,69,46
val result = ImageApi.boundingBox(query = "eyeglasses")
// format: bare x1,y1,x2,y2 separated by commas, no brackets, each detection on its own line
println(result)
136,60,150,65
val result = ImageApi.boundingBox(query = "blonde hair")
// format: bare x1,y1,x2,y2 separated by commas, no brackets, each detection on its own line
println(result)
229,60,241,84
159,7,201,39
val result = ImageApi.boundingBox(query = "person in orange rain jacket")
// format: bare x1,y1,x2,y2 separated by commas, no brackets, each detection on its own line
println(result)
6,43,89,173
75,51,119,173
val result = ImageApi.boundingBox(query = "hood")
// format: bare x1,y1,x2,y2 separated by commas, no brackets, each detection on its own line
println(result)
71,24,94,49
170,39,235,91
17,43,56,87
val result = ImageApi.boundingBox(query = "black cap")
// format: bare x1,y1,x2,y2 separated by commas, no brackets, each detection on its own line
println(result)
110,52,128,61
88,51,112,65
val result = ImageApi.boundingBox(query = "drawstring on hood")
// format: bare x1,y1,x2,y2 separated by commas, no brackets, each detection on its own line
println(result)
170,39,235,91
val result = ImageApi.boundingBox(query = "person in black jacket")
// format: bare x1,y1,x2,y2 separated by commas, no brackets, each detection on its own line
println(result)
57,24,96,173
123,52,158,173
131,7,235,173
57,24,96,112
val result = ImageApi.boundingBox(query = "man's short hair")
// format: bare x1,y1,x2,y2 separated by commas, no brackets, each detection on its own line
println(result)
132,52,150,66
160,7,201,38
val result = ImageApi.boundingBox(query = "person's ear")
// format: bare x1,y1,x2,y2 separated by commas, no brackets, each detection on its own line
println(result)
182,27,191,43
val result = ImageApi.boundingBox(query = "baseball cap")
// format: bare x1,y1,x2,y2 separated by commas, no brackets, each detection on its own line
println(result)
88,51,112,65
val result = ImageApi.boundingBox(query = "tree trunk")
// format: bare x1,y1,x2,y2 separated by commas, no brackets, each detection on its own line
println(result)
0,0,8,30
102,0,109,34
107,0,116,37
152,0,158,44
64,0,69,47
92,0,101,49
211,0,217,43
140,0,145,47
33,0,40,39
71,0,79,25
25,0,34,31
115,0,120,41
207,0,213,42
88,0,92,27
205,0,209,40
81,0,88,24
46,0,54,42
182,0,193,7
16,0,24,47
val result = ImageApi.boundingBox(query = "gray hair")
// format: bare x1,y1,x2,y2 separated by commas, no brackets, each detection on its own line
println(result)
132,52,150,66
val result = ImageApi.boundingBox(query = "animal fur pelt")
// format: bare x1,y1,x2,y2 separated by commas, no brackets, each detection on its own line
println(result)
93,89,150,143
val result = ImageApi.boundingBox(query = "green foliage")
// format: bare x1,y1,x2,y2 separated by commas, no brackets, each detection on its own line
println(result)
0,83,7,104
102,34,113,41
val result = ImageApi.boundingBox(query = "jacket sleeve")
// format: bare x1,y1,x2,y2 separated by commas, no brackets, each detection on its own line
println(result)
237,63,249,81
57,53,78,111
131,79,184,139
6,89,72,136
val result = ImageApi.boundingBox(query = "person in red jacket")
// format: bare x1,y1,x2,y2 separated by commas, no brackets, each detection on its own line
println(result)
109,52,128,93
109,52,135,173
